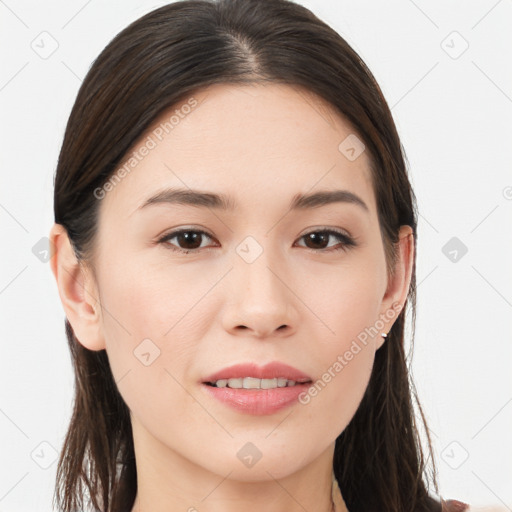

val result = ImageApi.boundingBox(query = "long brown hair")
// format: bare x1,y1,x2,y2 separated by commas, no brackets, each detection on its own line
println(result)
53,0,442,510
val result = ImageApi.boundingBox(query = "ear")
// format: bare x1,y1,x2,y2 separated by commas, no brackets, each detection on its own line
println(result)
376,225,414,350
49,223,106,351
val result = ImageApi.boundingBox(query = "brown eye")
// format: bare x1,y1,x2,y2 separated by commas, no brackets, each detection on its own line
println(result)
159,229,215,253
158,228,356,255
303,231,330,249
296,229,356,253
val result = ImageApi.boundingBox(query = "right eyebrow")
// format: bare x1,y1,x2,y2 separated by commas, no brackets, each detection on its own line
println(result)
136,187,369,214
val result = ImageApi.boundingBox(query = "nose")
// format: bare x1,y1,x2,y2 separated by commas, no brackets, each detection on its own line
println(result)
221,246,299,339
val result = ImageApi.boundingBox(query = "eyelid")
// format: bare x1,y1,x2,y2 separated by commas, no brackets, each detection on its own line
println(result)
157,227,217,246
157,226,357,253
299,225,353,239
295,227,357,252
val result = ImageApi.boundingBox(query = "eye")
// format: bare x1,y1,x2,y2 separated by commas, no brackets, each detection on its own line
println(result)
295,228,357,253
157,229,217,253
157,227,357,254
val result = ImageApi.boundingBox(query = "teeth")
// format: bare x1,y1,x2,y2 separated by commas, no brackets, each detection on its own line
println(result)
261,378,278,389
211,377,304,389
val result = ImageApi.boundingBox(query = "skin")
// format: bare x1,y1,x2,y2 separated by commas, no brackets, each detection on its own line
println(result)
50,82,414,512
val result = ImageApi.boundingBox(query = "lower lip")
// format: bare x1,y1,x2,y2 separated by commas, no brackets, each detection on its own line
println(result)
201,383,312,415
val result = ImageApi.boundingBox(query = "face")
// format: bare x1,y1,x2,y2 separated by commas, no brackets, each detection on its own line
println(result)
74,83,409,482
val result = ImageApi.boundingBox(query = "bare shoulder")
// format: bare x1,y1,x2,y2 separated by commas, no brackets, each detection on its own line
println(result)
467,507,512,512
442,500,511,512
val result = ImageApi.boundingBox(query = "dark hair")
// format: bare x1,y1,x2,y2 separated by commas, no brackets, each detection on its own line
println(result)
53,0,444,510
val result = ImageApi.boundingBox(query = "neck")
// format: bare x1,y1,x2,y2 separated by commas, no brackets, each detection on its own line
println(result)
129,416,342,512
331,471,349,512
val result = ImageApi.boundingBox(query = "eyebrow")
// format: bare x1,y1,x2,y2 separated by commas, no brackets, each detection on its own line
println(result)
137,187,369,213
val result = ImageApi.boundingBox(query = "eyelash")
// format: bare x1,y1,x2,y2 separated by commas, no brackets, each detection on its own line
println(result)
156,227,357,254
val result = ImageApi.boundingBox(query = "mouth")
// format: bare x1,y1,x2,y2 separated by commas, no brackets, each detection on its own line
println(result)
201,377,314,416
203,377,312,389
201,361,313,388
200,361,314,415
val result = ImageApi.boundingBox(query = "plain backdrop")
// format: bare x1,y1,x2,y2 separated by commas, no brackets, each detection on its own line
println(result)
1,0,511,510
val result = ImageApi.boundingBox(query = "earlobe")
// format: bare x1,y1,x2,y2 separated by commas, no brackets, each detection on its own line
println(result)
376,226,414,349
49,223,106,351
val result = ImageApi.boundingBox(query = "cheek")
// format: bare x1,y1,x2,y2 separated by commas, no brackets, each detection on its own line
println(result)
294,257,383,426
95,254,223,413
299,252,384,344
294,296,379,448
98,250,224,345
301,335,376,429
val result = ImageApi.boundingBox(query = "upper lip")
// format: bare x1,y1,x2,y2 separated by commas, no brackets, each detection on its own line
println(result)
202,362,313,383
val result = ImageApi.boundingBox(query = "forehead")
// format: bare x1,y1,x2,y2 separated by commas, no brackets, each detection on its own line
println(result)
103,82,376,218
154,82,371,168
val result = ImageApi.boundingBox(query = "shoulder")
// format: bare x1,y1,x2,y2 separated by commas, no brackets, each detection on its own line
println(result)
465,507,511,512
441,499,470,511
423,496,468,512
441,499,510,512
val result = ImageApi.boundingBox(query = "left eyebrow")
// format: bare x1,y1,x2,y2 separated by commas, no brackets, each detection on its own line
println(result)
136,187,369,213
290,189,369,212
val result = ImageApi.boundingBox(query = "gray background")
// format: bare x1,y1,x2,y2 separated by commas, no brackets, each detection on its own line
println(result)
1,0,511,510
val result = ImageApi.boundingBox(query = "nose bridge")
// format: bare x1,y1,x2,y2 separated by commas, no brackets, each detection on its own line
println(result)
235,234,287,303
223,234,297,335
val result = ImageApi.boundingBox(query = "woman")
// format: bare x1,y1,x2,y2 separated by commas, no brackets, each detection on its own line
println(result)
49,0,471,510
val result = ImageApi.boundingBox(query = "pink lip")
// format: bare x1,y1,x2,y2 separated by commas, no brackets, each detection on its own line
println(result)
200,362,313,416
201,384,312,415
202,361,312,383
